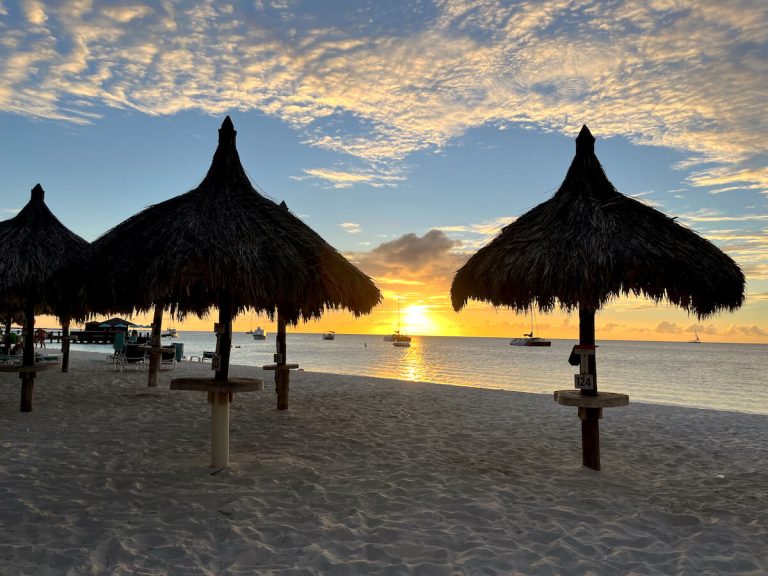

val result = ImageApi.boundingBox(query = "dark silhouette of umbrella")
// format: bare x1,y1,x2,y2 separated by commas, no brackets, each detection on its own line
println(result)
70,116,380,467
73,115,380,392
452,126,744,318
451,125,744,468
0,184,88,411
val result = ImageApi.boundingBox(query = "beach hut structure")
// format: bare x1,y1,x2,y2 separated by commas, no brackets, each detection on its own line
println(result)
72,116,380,467
451,125,744,470
0,184,88,411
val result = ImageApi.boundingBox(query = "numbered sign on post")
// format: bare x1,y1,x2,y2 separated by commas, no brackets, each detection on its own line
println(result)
574,373,595,390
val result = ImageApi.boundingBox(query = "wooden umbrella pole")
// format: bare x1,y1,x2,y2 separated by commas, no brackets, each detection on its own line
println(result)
579,306,600,469
215,294,232,383
147,304,163,387
61,319,71,372
275,312,289,410
20,300,36,412
211,294,233,468
578,307,598,396
3,315,11,355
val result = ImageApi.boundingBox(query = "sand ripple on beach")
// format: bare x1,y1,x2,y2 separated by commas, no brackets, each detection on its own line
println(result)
0,351,766,575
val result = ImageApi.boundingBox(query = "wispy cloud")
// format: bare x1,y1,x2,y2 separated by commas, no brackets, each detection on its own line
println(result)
0,1,766,192
339,222,361,234
293,167,405,188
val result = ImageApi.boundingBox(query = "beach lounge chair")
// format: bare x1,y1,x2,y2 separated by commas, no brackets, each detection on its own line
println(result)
123,344,146,371
0,353,23,366
107,331,127,365
160,347,177,370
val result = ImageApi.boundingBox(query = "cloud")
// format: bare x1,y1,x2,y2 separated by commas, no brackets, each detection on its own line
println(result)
102,5,154,23
294,167,405,188
23,0,47,25
655,320,682,334
339,222,361,234
368,229,460,269
0,0,766,192
724,324,768,337
351,229,465,293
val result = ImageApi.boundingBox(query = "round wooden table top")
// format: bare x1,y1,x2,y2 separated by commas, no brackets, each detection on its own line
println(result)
554,390,629,408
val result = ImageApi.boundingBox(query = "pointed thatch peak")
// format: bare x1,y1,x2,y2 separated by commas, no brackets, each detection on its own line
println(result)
575,125,595,154
556,123,615,202
201,116,249,186
31,183,45,202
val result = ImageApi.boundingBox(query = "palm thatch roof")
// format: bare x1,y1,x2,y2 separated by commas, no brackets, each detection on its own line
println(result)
451,126,744,318
74,116,381,323
0,184,89,312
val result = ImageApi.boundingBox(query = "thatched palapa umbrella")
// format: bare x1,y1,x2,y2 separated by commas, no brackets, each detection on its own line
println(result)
451,125,744,469
76,116,381,467
0,184,88,411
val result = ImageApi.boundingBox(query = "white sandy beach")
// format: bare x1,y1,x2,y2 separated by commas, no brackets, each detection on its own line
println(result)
1,350,766,575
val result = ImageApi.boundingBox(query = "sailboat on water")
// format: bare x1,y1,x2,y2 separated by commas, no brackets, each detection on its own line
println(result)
385,294,411,347
510,307,551,347
688,330,702,343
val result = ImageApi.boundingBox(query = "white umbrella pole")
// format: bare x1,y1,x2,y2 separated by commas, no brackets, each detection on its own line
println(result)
211,390,230,468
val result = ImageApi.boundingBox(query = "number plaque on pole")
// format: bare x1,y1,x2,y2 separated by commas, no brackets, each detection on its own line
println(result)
574,373,595,390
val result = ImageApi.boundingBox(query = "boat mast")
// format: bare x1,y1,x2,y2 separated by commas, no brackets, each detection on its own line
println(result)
396,294,401,334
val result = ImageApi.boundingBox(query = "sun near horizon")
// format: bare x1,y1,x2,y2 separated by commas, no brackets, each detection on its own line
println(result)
31,288,768,344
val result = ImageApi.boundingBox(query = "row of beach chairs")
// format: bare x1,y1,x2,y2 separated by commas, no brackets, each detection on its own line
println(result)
1,352,61,365
109,344,177,372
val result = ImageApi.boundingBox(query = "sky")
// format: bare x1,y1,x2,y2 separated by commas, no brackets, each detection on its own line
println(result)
1,0,767,343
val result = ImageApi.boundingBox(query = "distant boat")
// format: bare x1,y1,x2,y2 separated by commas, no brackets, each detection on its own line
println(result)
252,327,267,340
390,294,411,347
322,331,336,340
509,335,551,347
161,328,178,338
510,308,551,347
688,331,702,343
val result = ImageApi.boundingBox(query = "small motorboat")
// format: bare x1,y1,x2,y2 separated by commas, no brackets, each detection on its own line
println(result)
252,327,267,340
322,331,336,340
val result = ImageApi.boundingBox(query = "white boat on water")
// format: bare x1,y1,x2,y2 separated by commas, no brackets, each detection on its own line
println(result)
322,331,336,340
252,327,267,340
510,309,550,347
161,328,178,338
510,334,551,347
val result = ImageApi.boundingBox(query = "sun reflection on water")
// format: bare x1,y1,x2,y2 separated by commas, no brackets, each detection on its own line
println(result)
394,339,427,382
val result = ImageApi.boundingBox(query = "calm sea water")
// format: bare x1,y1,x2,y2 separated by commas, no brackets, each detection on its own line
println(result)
72,332,768,416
